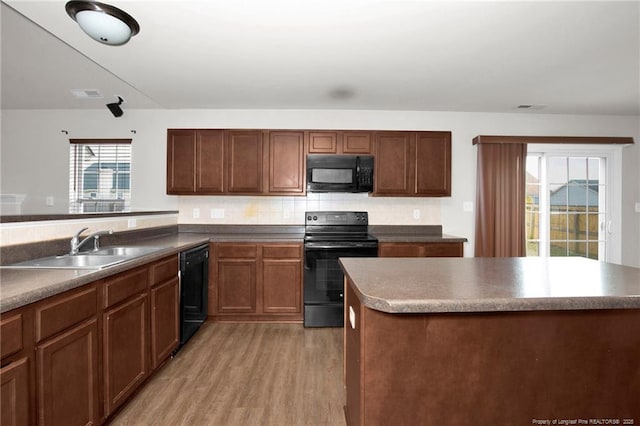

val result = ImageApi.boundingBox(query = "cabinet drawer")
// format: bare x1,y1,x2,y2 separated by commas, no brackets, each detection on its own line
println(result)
104,267,149,308
422,243,462,257
263,245,301,259
150,255,178,287
217,244,257,259
0,314,23,360
36,286,97,342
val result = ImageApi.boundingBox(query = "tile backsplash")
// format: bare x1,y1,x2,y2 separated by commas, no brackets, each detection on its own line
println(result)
177,194,442,225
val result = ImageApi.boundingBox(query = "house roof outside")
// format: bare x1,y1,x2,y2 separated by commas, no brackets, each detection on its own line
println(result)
549,180,599,208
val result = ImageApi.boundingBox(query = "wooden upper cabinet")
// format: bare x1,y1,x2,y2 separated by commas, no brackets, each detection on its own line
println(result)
308,131,338,154
167,129,224,194
307,131,372,154
267,131,305,194
225,130,263,194
415,131,451,196
196,130,224,193
374,132,414,195
167,129,196,193
168,128,449,197
342,131,373,154
374,131,452,197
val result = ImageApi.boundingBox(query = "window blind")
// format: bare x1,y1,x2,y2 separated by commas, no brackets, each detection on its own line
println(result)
68,139,132,213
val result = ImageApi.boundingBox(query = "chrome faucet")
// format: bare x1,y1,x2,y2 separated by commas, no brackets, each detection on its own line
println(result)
70,228,114,255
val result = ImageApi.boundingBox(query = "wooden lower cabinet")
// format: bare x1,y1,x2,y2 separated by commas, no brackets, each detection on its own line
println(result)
36,319,99,426
211,242,302,322
150,277,180,369
262,246,302,314
103,292,148,417
1,253,181,425
378,242,463,258
217,258,258,314
1,357,30,426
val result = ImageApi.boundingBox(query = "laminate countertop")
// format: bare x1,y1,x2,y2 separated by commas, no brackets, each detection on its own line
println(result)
0,228,467,314
0,234,210,313
340,257,640,313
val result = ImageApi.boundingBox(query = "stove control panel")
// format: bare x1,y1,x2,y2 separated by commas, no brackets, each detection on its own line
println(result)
305,211,368,226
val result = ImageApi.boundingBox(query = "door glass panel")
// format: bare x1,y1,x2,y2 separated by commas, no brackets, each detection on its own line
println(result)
526,153,606,261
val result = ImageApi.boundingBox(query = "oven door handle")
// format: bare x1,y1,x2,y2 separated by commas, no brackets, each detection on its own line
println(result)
303,252,314,271
304,243,379,250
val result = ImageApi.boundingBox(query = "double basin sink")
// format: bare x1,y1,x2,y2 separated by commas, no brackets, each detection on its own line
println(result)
6,246,163,270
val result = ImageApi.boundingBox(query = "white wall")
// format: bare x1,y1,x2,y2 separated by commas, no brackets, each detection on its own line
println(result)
1,109,638,265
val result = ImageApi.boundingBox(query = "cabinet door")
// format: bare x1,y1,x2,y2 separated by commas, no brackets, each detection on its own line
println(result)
196,130,224,193
103,293,148,416
150,277,180,370
374,132,414,195
166,129,195,194
217,259,257,314
36,319,99,426
225,130,263,193
262,259,302,314
308,131,338,154
342,131,373,154
415,131,451,196
378,243,423,257
422,242,463,257
267,131,305,194
1,357,30,426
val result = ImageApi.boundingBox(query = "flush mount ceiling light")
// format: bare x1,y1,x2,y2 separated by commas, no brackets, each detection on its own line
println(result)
65,1,140,46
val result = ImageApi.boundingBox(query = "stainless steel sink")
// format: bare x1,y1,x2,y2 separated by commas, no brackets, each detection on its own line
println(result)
3,246,163,270
92,246,162,257
5,254,128,269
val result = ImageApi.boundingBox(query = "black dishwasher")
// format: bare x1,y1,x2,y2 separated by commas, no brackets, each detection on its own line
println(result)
178,244,209,349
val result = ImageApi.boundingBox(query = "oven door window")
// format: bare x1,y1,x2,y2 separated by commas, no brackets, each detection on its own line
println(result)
304,247,377,303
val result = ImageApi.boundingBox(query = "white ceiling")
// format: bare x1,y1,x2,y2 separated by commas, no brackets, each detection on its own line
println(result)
2,0,639,115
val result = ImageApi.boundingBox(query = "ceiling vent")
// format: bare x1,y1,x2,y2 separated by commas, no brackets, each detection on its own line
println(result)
71,89,103,99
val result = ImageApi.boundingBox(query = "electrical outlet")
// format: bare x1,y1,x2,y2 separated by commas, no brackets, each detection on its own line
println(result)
210,208,224,219
413,209,420,219
636,202,640,213
193,208,200,218
463,201,473,212
127,218,137,228
46,196,54,206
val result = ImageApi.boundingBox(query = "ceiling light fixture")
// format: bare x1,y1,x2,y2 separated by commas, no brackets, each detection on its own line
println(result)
65,1,140,46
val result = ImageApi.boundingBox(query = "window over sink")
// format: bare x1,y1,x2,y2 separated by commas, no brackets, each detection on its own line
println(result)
68,138,132,213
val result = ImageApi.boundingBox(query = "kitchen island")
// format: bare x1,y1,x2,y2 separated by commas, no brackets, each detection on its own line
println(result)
340,257,640,426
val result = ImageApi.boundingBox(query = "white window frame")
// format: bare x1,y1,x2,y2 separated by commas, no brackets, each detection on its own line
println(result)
527,144,622,264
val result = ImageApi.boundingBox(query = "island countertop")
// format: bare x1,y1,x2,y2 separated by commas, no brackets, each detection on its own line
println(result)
339,257,640,313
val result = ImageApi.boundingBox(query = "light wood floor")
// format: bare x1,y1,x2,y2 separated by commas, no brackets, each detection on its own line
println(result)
109,322,347,426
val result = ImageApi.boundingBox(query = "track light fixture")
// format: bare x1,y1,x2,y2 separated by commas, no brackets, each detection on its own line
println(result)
106,96,124,117
65,1,140,46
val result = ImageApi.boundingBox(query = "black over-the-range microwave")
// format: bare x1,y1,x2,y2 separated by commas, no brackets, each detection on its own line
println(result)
306,154,374,193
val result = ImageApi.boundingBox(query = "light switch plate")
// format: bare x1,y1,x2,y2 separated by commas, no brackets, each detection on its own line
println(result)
413,209,420,219
210,208,224,219
193,208,200,218
463,201,473,212
636,202,640,213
